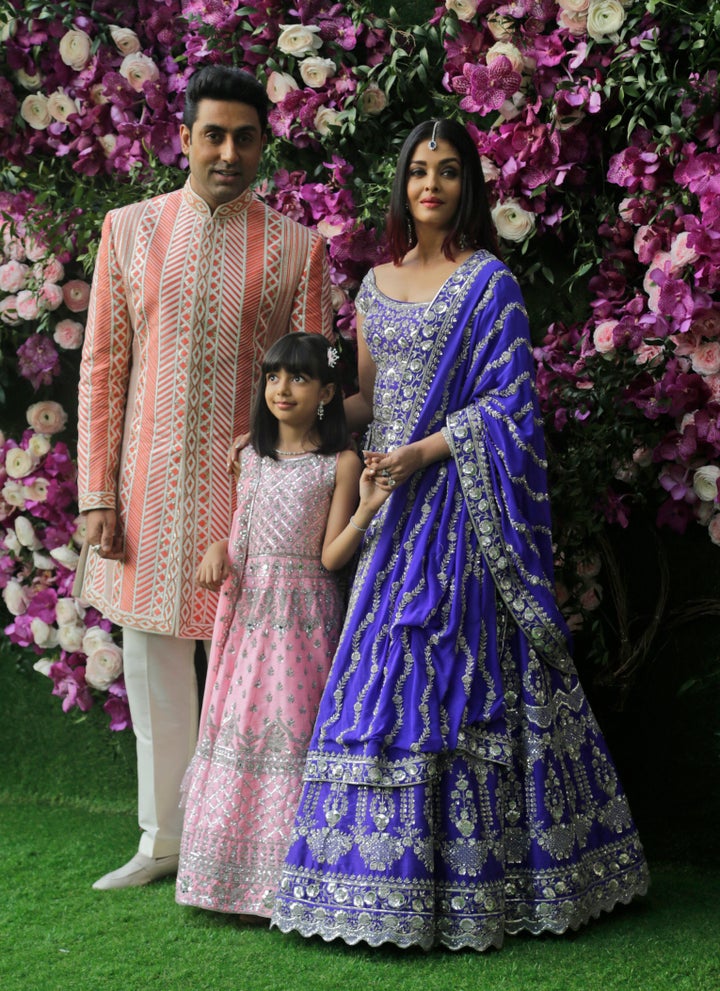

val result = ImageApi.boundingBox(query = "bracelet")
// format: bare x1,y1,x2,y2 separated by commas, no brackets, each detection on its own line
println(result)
349,516,368,533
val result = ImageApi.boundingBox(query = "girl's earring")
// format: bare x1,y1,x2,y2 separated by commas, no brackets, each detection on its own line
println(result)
317,402,325,421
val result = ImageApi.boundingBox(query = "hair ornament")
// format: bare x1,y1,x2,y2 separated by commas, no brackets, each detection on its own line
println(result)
327,346,339,368
428,120,440,151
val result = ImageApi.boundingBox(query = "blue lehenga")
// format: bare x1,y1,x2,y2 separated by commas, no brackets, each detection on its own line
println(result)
271,252,649,951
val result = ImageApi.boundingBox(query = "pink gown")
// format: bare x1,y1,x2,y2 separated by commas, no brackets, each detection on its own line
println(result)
176,447,344,915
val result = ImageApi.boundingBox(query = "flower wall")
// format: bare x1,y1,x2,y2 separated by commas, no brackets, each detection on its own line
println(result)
1,0,719,728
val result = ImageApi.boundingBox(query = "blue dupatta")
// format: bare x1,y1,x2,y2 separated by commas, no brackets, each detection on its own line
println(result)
307,252,573,777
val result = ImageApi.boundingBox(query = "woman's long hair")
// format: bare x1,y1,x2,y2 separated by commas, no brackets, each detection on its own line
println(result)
251,333,349,458
385,118,500,264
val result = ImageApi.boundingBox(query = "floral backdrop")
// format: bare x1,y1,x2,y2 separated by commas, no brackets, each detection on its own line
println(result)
1,0,719,731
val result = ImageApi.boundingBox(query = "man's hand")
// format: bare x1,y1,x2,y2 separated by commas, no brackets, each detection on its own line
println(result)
85,509,124,560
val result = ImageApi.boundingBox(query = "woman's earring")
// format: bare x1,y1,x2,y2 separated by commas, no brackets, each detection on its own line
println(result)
317,402,325,421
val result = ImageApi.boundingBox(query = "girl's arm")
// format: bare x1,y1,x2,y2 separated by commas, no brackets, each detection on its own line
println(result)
321,450,390,571
196,539,230,590
343,313,375,435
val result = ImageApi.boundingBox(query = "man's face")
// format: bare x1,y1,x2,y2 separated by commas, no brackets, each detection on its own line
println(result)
180,99,266,212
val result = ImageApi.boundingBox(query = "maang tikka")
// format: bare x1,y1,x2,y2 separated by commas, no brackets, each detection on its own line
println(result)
428,119,440,151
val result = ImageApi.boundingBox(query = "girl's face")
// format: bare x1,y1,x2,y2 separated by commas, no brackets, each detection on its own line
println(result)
406,137,463,234
264,367,334,428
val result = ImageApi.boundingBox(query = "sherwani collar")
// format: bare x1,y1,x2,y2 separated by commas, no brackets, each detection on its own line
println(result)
182,178,255,218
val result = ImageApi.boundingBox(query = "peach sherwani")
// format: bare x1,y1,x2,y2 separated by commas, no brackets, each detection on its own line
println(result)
77,179,332,638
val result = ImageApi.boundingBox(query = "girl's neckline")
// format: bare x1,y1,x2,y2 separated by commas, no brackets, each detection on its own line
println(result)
274,449,317,457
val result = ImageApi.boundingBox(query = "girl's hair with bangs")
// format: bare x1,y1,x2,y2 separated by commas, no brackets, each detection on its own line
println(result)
385,118,500,264
250,333,349,458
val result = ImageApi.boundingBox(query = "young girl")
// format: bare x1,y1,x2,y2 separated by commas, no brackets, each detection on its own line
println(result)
176,332,388,919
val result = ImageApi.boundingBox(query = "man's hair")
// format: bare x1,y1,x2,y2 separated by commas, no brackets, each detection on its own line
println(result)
183,65,269,132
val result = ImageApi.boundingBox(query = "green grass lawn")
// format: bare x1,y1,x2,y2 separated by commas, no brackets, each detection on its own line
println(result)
2,647,719,991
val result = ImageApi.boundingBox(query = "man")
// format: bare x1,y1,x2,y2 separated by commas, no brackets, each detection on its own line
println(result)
77,65,332,890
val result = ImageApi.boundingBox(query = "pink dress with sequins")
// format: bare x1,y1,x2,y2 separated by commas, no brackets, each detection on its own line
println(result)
176,447,343,915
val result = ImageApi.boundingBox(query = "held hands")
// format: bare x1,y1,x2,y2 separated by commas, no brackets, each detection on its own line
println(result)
85,509,124,560
196,540,230,591
363,444,424,490
358,466,392,517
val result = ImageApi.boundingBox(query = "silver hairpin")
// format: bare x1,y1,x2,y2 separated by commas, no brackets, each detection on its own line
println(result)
428,120,440,151
327,346,339,368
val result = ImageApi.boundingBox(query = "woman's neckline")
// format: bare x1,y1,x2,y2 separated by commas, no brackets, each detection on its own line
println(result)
370,251,479,305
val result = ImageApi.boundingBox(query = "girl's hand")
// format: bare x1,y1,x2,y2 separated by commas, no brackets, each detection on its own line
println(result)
358,466,392,514
363,444,424,490
196,540,230,591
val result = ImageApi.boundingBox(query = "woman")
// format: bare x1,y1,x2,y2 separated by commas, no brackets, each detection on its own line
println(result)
271,119,649,951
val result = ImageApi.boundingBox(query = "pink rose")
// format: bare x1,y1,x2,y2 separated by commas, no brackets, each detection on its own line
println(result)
669,231,698,273
690,308,720,339
63,279,90,312
593,320,617,354
39,281,64,311
635,343,663,366
27,400,68,434
40,257,65,283
119,53,160,92
109,25,142,55
15,290,40,320
691,342,720,376
579,583,602,611
708,513,720,546
0,260,29,292
53,318,84,350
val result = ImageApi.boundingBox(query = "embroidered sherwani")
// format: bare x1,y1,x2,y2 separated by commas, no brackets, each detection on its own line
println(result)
77,180,332,638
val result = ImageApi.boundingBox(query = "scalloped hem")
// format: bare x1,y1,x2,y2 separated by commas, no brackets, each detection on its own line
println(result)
270,874,650,953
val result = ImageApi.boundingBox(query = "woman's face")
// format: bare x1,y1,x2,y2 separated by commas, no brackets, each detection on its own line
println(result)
405,137,463,234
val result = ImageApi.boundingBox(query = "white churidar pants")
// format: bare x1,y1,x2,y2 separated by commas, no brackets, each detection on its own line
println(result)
122,628,208,858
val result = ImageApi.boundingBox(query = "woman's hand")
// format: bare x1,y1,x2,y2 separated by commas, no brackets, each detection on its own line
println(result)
363,444,425,490
227,433,250,478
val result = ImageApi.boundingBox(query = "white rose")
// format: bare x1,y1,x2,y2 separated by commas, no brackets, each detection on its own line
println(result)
15,515,40,549
119,53,160,92
491,200,536,242
359,84,387,116
50,545,80,570
33,551,56,570
56,597,86,626
314,106,341,136
27,433,51,458
31,618,59,650
2,481,26,508
47,89,79,124
109,25,142,55
82,626,114,655
299,56,336,89
59,28,92,71
5,447,36,479
72,516,87,547
58,622,85,653
20,93,52,130
486,41,525,74
16,68,43,91
445,0,479,21
85,643,124,691
23,479,49,503
33,658,54,678
4,531,22,556
3,580,28,616
266,71,298,104
586,0,627,41
693,465,720,503
276,23,323,57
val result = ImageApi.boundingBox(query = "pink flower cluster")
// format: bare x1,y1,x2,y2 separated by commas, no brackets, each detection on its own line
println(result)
535,76,720,544
1,191,90,389
0,412,129,730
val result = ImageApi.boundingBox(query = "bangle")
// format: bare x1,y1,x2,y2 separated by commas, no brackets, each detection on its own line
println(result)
349,516,368,533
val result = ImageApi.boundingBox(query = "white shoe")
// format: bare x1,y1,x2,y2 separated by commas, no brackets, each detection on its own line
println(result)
92,853,179,891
